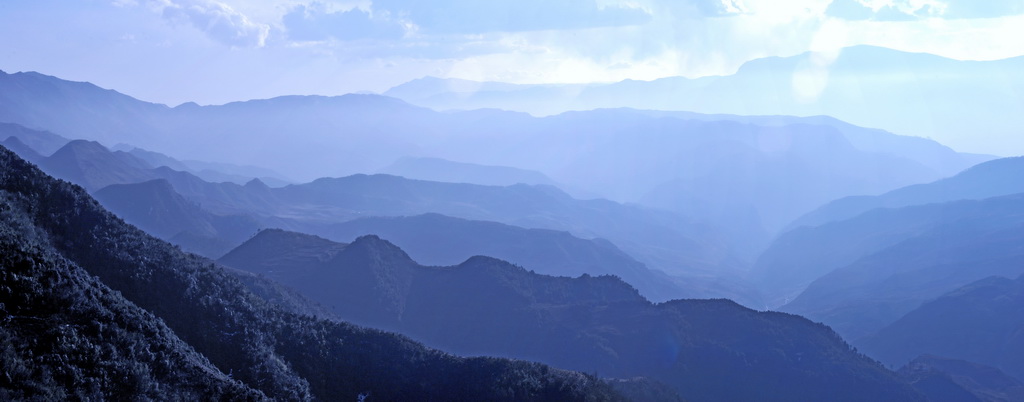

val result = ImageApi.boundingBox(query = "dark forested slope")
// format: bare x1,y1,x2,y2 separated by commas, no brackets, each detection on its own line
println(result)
0,198,263,400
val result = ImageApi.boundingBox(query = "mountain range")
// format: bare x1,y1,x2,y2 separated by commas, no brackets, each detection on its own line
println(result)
0,144,632,401
0,69,990,256
752,156,1024,305
0,132,761,303
219,228,923,401
2,52,1021,400
2,77,1002,307
779,193,1024,340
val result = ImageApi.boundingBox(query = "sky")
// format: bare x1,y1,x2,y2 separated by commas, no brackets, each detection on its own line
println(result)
1,0,1023,106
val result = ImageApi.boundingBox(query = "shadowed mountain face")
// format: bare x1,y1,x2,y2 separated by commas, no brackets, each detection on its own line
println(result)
0,136,43,166
0,145,627,401
897,355,1024,402
93,179,261,258
751,197,1006,308
774,194,1024,340
219,229,924,402
861,274,1024,382
0,123,69,157
40,140,155,192
754,157,1024,317
790,156,1024,230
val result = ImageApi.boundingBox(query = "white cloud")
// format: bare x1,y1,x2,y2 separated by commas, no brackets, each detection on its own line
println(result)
368,0,652,34
828,14,1024,60
155,0,270,47
827,0,1024,20
282,2,406,41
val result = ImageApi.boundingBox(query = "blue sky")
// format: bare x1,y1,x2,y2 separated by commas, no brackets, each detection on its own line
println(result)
1,0,1023,106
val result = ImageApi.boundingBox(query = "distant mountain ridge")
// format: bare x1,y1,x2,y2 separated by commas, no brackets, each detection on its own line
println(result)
779,193,1024,340
753,156,1024,314
111,145,291,187
378,156,559,188
0,121,290,189
385,45,1024,157
320,213,692,303
789,156,1024,230
271,173,743,283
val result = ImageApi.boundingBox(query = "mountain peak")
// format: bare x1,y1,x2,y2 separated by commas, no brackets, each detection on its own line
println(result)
100,176,177,195
3,135,28,148
345,234,415,264
41,139,156,191
56,139,108,153
244,177,269,190
957,155,1024,179
92,178,216,240
247,228,340,249
459,254,517,269
353,233,384,242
